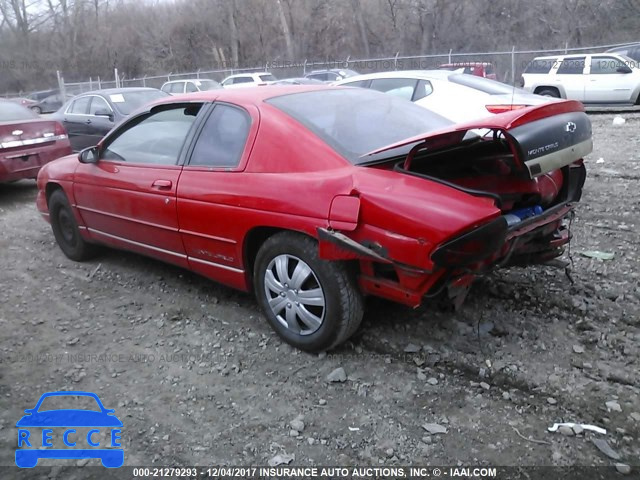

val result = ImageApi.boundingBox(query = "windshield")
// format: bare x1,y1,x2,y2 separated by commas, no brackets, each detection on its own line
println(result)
0,102,38,121
267,89,453,163
448,74,528,95
109,90,169,115
196,79,221,90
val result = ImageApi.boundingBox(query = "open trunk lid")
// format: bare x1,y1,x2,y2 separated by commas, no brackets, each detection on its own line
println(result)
362,100,592,179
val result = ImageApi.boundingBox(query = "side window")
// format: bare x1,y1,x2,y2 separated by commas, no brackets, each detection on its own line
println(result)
307,73,327,81
370,78,418,101
590,56,628,74
413,80,433,101
102,105,201,165
170,82,184,94
189,104,251,168
223,78,234,86
327,73,340,81
161,84,171,93
186,82,198,93
89,97,111,115
68,97,91,114
557,57,586,74
234,76,253,84
340,79,369,88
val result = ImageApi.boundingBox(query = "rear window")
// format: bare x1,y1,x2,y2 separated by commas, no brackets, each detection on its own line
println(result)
267,89,452,163
0,102,38,121
524,58,558,74
448,74,527,95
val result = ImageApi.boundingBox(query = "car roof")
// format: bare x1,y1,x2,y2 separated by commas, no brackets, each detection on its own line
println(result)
335,70,455,82
225,72,271,78
163,78,217,83
77,87,161,96
149,85,342,107
531,53,623,60
439,62,492,66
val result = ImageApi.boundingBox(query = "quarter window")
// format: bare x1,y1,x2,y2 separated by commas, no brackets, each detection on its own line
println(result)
557,57,586,74
189,104,250,168
102,105,201,165
413,80,433,101
524,58,558,74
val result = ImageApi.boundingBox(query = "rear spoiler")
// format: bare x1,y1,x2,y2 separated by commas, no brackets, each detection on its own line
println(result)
361,100,592,179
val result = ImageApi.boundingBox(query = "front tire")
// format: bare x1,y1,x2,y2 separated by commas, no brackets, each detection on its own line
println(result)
49,189,97,261
253,232,363,352
30,106,42,114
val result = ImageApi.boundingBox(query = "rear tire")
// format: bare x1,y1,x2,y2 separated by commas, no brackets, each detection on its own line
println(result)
253,232,363,352
536,88,560,98
30,106,42,114
49,189,97,261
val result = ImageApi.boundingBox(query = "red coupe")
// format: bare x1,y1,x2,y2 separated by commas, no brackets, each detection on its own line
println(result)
1,100,71,182
36,86,590,351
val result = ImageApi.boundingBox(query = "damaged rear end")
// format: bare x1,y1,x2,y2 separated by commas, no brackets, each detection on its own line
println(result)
319,100,590,308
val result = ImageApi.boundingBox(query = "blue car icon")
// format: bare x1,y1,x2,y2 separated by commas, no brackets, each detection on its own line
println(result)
16,391,123,468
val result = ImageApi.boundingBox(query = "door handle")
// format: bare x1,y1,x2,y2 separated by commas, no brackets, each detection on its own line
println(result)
85,119,92,124
152,179,172,189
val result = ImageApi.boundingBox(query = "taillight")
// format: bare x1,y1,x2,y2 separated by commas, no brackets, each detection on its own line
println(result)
485,104,528,114
431,217,507,267
54,121,68,138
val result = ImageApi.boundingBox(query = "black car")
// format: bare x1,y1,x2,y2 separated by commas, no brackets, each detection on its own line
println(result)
30,93,74,114
51,87,169,152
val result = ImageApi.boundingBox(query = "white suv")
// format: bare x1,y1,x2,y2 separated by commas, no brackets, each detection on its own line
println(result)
220,72,277,89
522,53,640,104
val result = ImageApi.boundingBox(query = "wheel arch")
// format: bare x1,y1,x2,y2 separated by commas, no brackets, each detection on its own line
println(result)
243,226,318,289
533,85,563,98
45,182,64,205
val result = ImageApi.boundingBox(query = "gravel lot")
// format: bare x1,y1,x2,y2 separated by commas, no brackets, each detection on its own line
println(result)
0,113,638,478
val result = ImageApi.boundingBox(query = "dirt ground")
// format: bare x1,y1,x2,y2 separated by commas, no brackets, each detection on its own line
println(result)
0,113,638,479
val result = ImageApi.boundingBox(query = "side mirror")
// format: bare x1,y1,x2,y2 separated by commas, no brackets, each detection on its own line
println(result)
616,65,632,74
94,109,114,121
78,146,99,164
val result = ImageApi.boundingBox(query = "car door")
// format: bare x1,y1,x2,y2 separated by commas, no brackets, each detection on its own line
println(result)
86,96,116,146
176,102,257,288
585,56,637,103
73,103,204,267
555,57,586,101
62,96,92,151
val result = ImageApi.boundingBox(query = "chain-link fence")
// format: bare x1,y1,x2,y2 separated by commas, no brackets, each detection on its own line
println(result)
4,39,637,97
